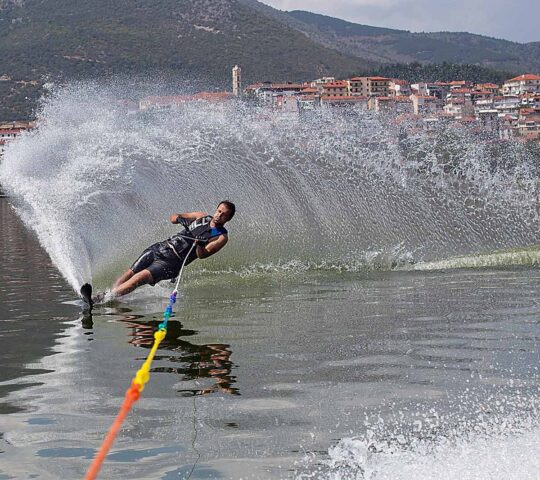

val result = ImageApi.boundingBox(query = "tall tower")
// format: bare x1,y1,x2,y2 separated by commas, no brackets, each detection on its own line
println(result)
232,65,242,96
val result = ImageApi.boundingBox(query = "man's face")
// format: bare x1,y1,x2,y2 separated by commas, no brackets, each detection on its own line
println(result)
212,204,233,224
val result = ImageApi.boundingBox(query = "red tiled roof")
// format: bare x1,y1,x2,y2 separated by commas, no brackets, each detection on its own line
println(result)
368,76,390,81
506,74,540,82
301,87,319,93
270,83,304,89
324,81,348,88
321,95,367,101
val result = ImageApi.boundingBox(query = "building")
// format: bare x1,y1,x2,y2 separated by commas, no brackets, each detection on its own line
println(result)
449,80,470,90
493,95,521,117
389,79,411,97
311,77,336,90
475,83,500,95
503,74,540,96
242,82,304,105
411,94,442,115
0,123,32,155
321,95,368,110
516,108,540,140
139,92,233,110
321,80,349,98
368,77,391,97
444,88,474,117
232,65,242,96
371,96,413,113
348,77,369,96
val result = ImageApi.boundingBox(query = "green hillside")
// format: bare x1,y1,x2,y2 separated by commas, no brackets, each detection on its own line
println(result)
0,0,373,120
286,10,540,73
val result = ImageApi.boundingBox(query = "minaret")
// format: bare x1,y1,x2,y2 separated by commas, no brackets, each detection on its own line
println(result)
232,65,242,96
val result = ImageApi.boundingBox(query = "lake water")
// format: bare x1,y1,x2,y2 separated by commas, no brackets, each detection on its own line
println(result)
1,198,539,479
0,90,539,478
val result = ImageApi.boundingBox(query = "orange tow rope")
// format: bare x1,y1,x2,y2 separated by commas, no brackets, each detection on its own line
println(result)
85,242,195,479
85,310,170,480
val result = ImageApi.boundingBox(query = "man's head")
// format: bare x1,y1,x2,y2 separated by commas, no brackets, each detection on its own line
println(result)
212,200,236,225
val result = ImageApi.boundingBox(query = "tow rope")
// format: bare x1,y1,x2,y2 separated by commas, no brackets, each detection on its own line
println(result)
85,242,197,480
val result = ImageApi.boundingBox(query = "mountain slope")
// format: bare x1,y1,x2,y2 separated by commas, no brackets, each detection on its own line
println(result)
285,10,540,73
0,0,373,119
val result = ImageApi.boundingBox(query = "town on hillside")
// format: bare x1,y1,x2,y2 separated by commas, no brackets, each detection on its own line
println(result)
1,68,539,154
240,69,540,142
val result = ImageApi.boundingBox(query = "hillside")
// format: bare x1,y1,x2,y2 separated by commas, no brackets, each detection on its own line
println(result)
285,10,540,73
0,0,535,121
0,0,373,120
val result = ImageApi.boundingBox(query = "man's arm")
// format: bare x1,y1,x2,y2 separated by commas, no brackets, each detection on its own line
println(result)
196,235,228,259
169,211,207,224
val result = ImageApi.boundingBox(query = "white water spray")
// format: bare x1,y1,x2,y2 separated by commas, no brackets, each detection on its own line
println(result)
0,82,539,290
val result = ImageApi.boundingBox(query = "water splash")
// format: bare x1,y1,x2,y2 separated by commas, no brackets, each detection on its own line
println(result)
298,390,540,480
0,81,539,290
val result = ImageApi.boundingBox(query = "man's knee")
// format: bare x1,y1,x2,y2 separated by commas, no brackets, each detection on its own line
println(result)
135,269,154,285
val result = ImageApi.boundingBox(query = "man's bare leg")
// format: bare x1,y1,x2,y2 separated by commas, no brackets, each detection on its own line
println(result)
112,269,154,298
113,269,135,288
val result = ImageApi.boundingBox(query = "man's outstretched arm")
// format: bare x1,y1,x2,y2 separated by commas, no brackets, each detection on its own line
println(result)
169,211,207,223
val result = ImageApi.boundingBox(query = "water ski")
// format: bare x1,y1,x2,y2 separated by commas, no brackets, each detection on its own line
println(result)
80,283,93,311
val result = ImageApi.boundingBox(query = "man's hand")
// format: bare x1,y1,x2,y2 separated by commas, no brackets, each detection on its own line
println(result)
194,236,209,245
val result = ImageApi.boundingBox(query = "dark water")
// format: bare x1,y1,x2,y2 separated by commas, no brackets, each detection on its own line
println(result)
1,198,539,479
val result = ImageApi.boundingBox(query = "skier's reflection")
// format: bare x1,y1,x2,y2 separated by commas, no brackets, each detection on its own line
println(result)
111,311,239,396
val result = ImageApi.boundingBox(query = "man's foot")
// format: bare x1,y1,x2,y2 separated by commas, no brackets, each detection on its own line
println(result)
80,283,93,311
92,292,106,304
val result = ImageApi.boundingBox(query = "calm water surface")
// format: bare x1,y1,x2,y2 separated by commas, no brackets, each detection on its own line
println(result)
1,198,539,479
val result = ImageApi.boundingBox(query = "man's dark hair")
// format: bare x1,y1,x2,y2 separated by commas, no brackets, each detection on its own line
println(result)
219,200,236,219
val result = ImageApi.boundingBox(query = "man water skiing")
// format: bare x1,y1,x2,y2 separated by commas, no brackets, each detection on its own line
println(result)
80,200,235,309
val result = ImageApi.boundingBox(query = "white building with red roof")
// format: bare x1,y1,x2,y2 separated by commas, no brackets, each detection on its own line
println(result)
322,80,349,98
502,74,540,96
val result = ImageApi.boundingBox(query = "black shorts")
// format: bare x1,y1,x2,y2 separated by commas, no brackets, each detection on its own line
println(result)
130,244,183,285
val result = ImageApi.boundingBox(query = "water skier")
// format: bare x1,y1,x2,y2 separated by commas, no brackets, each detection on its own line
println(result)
80,200,235,309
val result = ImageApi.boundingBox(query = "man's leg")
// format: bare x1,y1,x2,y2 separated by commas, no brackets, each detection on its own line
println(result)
112,269,154,297
113,269,135,288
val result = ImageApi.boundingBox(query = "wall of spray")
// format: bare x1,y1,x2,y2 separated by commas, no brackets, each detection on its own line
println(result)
0,82,538,291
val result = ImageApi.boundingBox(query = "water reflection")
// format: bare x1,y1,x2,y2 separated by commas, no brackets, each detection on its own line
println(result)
82,309,239,397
